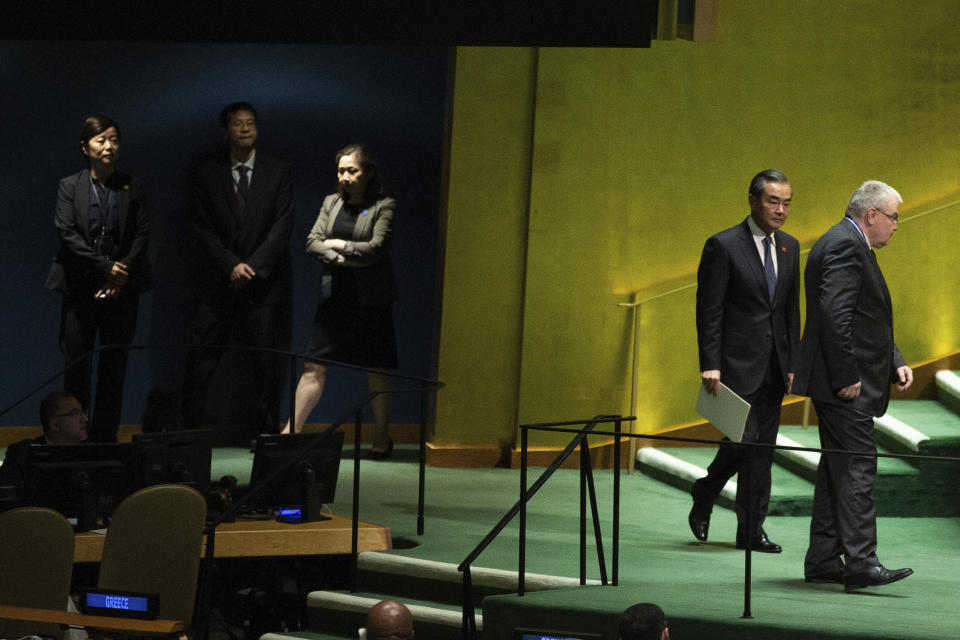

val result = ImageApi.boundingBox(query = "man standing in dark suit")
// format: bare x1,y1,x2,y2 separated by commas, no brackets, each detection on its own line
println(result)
793,180,913,590
689,169,800,553
183,102,294,434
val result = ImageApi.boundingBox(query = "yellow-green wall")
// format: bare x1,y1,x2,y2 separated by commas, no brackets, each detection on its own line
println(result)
435,48,536,447
436,2,960,451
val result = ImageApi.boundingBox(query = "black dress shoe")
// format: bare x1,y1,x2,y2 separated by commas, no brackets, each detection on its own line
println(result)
736,530,782,553
805,569,843,584
367,439,394,460
688,503,711,542
843,565,913,591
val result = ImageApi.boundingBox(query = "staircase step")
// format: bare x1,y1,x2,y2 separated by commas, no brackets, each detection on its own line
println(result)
777,425,919,479
883,399,960,456
355,551,598,606
935,370,960,415
636,445,814,516
302,553,601,638
306,590,466,640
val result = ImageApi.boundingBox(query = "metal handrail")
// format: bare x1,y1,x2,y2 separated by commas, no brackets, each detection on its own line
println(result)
458,415,632,640
458,419,960,636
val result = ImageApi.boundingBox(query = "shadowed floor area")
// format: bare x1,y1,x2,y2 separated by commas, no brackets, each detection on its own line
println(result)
210,444,960,639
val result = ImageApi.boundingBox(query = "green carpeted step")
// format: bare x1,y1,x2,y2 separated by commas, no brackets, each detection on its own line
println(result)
635,445,814,516
777,425,919,478
355,551,594,607
935,370,960,415
883,399,960,455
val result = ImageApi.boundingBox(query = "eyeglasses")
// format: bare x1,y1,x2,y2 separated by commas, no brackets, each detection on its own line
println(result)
53,407,87,419
874,207,900,224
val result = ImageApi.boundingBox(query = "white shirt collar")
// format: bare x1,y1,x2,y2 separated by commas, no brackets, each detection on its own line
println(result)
746,215,772,242
231,149,256,171
746,215,778,275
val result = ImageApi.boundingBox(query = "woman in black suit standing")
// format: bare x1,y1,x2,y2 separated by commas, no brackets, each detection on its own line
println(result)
283,144,398,458
45,116,154,442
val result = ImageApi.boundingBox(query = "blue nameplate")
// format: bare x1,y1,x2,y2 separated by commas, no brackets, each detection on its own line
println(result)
80,588,159,620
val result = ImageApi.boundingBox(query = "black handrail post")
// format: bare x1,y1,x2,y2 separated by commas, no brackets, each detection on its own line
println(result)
418,387,428,535
583,442,607,585
613,418,621,586
742,460,753,619
351,407,363,592
579,438,587,585
519,423,528,597
462,566,476,640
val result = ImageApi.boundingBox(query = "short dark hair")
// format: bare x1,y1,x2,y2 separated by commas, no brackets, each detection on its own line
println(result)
619,603,666,640
220,102,258,128
335,143,386,202
40,391,77,434
748,169,789,198
81,115,121,145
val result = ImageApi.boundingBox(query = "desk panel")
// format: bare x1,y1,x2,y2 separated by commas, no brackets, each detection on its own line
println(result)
74,514,391,562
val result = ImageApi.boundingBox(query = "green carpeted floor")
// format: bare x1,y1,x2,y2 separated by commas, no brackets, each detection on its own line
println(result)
210,445,960,640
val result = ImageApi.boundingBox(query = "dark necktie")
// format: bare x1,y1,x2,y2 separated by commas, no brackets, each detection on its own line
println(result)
763,235,776,302
236,165,249,212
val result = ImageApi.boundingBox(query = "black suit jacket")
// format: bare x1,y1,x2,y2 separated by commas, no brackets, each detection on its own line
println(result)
45,169,154,295
191,152,294,305
792,218,905,417
696,218,801,398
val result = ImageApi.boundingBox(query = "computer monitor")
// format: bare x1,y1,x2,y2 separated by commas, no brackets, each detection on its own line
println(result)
248,431,345,523
131,429,213,494
24,442,135,531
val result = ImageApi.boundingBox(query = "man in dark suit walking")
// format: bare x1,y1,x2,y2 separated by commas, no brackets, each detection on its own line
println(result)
183,102,294,435
793,180,913,590
689,169,800,553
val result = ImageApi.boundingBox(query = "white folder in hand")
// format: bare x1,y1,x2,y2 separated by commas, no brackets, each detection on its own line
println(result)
696,382,751,443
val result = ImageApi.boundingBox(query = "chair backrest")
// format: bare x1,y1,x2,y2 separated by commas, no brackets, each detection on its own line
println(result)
0,507,75,639
98,484,207,630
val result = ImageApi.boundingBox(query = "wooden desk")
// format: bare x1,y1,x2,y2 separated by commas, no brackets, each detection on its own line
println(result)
0,605,183,634
74,514,392,563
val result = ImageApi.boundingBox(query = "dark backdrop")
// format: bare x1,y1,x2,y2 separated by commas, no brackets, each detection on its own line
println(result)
0,41,446,428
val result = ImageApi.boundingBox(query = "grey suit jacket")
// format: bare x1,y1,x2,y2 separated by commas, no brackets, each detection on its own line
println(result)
696,218,801,398
45,169,154,295
792,218,905,417
306,194,397,306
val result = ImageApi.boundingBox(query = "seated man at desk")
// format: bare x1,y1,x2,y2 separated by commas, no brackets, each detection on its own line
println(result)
0,391,89,490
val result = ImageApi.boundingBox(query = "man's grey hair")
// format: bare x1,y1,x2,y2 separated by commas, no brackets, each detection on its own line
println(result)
846,180,902,219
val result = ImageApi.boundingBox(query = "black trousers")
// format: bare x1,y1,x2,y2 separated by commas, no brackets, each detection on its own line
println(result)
59,291,139,442
804,400,880,576
182,299,283,433
692,350,785,541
